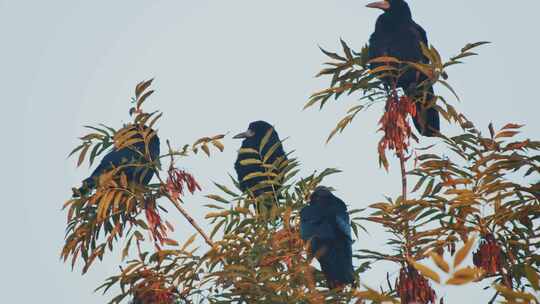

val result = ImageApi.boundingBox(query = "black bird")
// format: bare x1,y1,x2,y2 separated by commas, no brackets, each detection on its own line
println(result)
76,125,160,196
233,121,288,198
300,186,354,288
367,0,440,137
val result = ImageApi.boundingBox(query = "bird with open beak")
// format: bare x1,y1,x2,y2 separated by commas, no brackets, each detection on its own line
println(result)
366,0,440,137
233,121,288,202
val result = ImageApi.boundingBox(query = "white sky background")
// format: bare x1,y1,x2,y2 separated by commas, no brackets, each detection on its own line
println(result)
4,0,540,303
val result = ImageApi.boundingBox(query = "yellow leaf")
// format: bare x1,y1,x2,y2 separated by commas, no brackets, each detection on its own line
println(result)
406,62,434,79
211,140,225,152
242,171,276,182
180,234,197,251
201,144,210,156
259,127,274,152
262,141,282,164
192,137,210,148
445,277,470,286
148,112,163,129
136,89,154,109
367,65,398,75
238,148,258,155
135,78,153,98
429,252,450,273
114,129,138,145
493,284,537,302
205,211,230,219
446,267,482,285
163,238,179,246
408,258,440,283
454,235,476,268
368,56,401,64
239,159,262,166
97,190,115,222
116,138,144,150
112,191,123,212
120,173,128,188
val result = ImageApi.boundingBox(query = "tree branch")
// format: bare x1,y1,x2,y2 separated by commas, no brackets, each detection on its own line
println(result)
399,151,407,200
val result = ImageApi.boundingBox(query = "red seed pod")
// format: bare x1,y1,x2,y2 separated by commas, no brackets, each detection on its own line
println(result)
473,234,503,275
144,201,166,246
378,95,416,161
396,266,437,304
166,168,202,201
134,288,177,304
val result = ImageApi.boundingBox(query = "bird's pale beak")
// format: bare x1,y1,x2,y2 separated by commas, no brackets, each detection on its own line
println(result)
233,129,255,139
366,1,390,10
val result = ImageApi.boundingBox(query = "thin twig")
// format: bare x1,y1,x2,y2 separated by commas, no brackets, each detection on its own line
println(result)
390,82,408,200
487,291,499,304
167,195,214,247
148,140,215,248
399,151,407,200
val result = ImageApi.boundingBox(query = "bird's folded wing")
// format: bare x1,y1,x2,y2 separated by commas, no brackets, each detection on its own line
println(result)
336,212,353,243
301,206,338,241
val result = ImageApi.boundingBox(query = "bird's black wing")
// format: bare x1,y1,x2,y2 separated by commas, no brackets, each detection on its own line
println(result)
80,137,159,192
303,198,355,288
335,210,353,243
82,147,138,189
300,204,338,241
411,22,441,137
413,22,428,46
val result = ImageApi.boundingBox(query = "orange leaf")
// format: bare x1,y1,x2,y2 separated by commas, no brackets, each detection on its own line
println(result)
501,123,524,130
407,258,441,283
454,236,477,268
429,252,450,273
495,130,519,139
446,267,482,285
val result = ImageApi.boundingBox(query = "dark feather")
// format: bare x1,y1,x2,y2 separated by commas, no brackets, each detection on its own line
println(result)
368,0,440,136
76,125,160,196
300,187,354,288
234,121,288,198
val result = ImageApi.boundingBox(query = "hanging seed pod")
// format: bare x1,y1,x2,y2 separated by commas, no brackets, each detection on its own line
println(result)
396,265,437,304
473,234,503,275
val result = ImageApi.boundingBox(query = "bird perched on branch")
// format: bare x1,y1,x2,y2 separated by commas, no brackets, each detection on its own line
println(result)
300,186,354,289
367,0,440,137
233,121,288,200
75,125,160,196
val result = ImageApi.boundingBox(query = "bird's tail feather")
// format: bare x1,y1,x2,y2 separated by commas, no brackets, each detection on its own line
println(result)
412,87,440,137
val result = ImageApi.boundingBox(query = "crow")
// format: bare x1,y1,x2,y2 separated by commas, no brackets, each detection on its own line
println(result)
233,121,288,199
300,186,354,289
367,0,440,137
75,125,160,196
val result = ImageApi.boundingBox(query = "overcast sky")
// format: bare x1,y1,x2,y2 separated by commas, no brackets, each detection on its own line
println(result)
5,0,540,303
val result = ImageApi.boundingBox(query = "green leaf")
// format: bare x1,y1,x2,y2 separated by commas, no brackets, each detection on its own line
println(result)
77,144,90,167
461,41,490,53
319,46,346,61
180,234,197,251
524,265,540,290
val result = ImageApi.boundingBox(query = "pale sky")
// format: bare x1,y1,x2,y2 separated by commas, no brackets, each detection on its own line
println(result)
5,0,540,303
